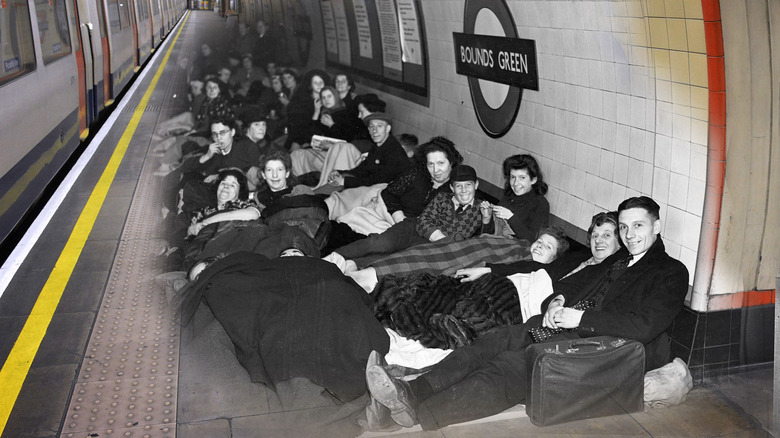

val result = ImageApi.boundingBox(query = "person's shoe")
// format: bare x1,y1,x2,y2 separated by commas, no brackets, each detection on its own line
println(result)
366,350,387,369
363,395,401,432
362,351,400,431
366,364,418,427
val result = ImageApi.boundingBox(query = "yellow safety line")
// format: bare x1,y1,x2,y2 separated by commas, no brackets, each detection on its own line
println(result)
0,12,189,433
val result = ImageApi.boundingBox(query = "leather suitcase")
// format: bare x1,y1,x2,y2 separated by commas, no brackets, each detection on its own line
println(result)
526,336,645,426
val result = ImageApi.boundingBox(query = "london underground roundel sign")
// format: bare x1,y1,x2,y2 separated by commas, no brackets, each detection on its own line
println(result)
454,0,539,138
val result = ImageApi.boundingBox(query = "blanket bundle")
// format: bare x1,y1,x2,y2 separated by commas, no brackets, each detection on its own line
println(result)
372,273,525,349
369,235,532,278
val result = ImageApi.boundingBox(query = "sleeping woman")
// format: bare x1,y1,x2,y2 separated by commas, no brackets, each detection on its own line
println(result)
372,212,621,349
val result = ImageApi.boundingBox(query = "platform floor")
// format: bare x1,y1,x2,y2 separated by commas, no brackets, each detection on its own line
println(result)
0,10,775,438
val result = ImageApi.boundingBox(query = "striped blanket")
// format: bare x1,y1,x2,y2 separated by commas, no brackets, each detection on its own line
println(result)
369,235,532,278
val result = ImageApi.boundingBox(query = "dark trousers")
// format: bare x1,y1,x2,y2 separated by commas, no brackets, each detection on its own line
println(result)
414,321,535,430
320,221,365,257
335,217,426,260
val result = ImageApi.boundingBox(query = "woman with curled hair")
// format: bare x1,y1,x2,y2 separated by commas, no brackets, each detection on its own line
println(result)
482,154,549,241
331,137,469,259
187,168,260,237
381,136,464,223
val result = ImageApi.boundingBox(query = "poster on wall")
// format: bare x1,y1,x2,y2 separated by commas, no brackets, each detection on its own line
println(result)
263,1,271,22
376,0,403,80
397,0,421,65
319,0,428,100
353,0,373,59
332,0,351,66
320,0,338,59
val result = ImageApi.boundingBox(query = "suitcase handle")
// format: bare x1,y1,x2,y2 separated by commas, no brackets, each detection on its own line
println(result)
566,340,606,353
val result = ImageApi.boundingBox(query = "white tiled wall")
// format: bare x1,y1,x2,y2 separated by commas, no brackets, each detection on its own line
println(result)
376,0,708,285
400,0,708,284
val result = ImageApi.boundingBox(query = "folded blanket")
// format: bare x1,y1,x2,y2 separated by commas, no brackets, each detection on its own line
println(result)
315,142,366,188
325,184,387,219
334,193,395,236
369,235,532,278
291,147,328,176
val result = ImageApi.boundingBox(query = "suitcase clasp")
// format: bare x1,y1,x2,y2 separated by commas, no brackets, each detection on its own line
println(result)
609,338,627,347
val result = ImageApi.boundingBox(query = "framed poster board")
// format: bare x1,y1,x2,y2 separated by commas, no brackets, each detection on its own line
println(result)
319,0,428,100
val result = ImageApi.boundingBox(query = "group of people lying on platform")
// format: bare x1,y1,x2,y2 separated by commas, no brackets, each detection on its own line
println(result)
150,23,689,437
175,193,688,435
153,123,690,435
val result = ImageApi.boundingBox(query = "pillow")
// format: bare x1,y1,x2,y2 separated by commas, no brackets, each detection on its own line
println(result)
644,357,693,408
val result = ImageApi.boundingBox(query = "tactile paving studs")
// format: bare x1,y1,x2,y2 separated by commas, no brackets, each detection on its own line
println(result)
59,26,199,434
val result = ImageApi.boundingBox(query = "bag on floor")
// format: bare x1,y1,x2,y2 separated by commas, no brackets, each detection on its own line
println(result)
526,336,645,426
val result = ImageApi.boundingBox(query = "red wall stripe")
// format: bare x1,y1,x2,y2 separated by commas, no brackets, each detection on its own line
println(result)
709,290,776,311
695,0,729,309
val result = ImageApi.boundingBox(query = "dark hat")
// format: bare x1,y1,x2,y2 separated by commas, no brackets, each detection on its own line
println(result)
354,93,387,112
363,112,392,126
238,105,268,124
450,165,478,183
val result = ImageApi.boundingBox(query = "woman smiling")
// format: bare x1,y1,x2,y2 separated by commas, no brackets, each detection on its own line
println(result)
187,169,260,237
482,154,550,241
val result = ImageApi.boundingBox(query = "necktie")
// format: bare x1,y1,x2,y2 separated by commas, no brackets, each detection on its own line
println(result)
611,254,633,271
455,204,465,214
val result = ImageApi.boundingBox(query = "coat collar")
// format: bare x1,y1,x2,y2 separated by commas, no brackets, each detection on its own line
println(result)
629,235,667,268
